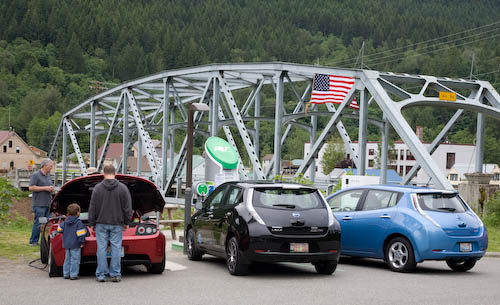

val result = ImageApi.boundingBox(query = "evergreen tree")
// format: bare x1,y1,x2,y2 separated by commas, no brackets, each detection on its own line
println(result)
63,32,85,73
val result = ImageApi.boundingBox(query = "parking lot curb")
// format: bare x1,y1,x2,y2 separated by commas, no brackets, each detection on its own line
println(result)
485,252,500,257
171,242,184,252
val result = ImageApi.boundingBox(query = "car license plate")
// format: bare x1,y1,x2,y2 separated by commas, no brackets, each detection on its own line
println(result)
459,242,472,252
106,246,125,257
290,243,309,253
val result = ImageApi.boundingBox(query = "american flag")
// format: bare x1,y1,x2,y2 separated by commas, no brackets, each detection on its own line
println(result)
310,73,359,109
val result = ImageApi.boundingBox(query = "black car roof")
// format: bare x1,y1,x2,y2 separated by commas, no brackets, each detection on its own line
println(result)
225,180,317,190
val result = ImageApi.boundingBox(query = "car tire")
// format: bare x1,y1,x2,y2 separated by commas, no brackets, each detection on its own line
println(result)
313,261,337,275
149,254,166,274
384,237,417,272
40,236,49,265
226,237,248,276
186,229,203,261
48,244,62,277
446,258,477,272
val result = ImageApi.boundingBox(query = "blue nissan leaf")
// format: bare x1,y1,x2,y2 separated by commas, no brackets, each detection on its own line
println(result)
326,185,488,272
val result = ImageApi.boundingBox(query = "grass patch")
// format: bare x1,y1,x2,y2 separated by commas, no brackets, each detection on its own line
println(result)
0,216,39,260
486,225,500,252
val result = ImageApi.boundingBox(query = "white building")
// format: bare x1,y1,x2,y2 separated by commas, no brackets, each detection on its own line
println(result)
304,138,479,186
448,163,500,186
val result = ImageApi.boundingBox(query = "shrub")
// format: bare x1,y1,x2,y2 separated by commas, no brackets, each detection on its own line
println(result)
484,191,500,227
0,178,22,221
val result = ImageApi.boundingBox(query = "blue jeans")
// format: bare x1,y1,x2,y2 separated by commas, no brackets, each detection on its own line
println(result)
29,206,49,244
95,224,123,279
63,248,81,278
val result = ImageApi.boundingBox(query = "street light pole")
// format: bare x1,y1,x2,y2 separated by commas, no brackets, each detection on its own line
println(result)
184,102,209,254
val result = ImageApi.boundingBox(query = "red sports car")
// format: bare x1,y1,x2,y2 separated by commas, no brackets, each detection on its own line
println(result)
40,174,166,277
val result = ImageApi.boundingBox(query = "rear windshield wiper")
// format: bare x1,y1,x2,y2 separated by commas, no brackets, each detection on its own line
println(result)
437,207,456,212
272,204,296,209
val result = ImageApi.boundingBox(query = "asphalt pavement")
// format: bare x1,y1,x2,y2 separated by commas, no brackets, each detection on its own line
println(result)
1,231,499,305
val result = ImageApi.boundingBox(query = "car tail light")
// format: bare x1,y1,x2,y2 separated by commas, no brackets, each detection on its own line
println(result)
246,189,266,225
328,250,338,253
411,194,441,228
319,192,335,226
136,224,157,235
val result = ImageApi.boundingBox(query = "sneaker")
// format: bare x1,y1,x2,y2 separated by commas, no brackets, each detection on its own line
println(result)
63,276,70,279
29,243,39,246
96,278,105,282
70,277,79,280
111,276,121,282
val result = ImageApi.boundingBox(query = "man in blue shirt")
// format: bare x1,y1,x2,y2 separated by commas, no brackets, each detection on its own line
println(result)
28,158,54,246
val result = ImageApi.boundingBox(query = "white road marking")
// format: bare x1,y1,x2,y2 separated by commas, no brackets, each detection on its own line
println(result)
165,260,187,271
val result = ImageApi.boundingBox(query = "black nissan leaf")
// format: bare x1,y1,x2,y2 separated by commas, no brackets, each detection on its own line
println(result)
187,181,341,275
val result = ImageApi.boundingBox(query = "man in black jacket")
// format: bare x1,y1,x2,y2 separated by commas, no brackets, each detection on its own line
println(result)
88,165,132,282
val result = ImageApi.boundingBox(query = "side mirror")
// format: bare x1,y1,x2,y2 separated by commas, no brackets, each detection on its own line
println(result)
195,200,203,210
39,217,48,224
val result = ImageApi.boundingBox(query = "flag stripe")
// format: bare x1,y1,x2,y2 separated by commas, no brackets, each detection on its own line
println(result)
310,73,357,109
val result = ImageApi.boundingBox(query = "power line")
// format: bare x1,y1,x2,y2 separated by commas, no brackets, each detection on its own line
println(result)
365,26,500,67
331,20,500,67
470,69,500,79
332,20,500,66
370,31,500,68
366,20,500,60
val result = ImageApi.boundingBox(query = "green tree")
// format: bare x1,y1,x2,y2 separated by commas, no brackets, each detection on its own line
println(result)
15,87,63,136
27,111,61,152
63,32,85,73
320,136,344,175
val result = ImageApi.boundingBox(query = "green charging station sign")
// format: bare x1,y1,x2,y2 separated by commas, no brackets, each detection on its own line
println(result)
195,181,215,196
205,137,238,170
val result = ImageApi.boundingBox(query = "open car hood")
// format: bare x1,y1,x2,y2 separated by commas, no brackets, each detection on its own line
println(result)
51,174,165,215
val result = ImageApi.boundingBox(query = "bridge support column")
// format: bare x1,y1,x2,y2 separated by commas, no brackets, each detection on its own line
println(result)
380,117,389,184
90,101,96,167
62,121,67,186
254,88,261,179
162,78,170,188
122,92,129,174
273,73,285,177
309,115,317,182
358,88,368,175
475,112,484,173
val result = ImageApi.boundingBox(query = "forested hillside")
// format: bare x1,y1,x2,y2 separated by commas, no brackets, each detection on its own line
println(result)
1,0,500,163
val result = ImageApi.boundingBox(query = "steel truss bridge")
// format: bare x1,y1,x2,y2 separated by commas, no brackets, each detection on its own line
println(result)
48,62,500,196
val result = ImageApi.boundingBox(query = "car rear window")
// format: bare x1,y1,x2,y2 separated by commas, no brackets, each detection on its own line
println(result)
253,188,324,210
417,193,467,213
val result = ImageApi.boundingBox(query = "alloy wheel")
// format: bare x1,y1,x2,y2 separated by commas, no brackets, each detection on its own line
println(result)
388,241,408,269
226,240,237,272
187,230,194,256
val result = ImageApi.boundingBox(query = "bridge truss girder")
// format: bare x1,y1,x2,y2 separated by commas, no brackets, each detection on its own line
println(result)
48,63,500,195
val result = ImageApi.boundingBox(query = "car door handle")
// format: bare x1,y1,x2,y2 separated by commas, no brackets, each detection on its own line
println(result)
342,216,352,220
379,215,391,219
